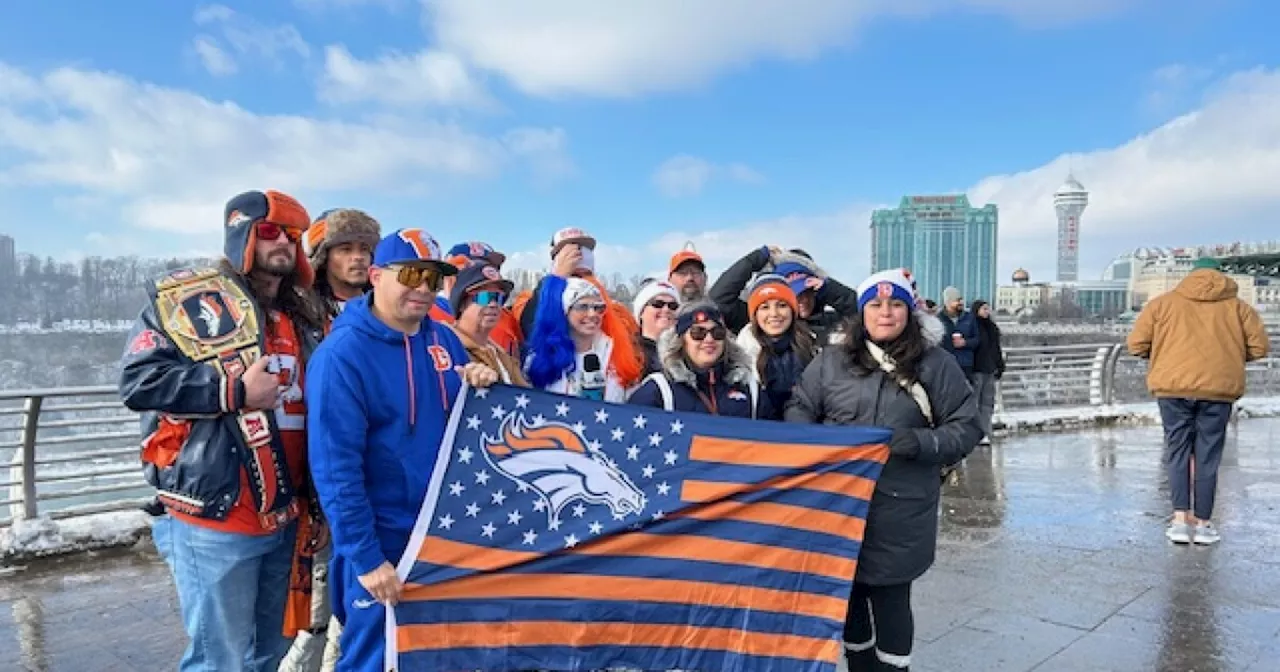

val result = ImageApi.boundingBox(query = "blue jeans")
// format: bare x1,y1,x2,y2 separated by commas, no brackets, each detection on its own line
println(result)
153,515,298,672
1157,398,1231,521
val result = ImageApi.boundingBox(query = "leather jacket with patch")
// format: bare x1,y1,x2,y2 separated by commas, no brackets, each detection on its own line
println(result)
119,267,322,523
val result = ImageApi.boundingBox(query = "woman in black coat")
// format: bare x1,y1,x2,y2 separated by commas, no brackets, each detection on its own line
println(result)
785,269,980,672
970,299,1005,444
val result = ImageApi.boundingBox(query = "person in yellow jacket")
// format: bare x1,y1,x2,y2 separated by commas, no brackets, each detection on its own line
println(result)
1127,257,1270,546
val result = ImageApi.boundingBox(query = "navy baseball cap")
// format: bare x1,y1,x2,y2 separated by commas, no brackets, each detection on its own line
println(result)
446,241,506,268
373,228,457,274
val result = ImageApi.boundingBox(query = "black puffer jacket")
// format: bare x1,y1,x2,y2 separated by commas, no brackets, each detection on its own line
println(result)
972,315,1005,377
784,344,980,585
628,328,773,420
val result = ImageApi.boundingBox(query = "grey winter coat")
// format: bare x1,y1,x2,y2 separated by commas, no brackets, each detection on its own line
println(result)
784,343,980,585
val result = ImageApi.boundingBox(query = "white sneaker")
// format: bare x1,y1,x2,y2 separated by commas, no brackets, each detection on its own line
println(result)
1193,522,1221,545
1166,521,1192,544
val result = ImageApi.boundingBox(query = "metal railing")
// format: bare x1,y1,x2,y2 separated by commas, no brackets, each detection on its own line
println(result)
2,339,1278,528
2,386,151,529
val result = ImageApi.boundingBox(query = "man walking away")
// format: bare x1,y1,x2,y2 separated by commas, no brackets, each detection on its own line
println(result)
1127,257,1270,545
970,300,1005,445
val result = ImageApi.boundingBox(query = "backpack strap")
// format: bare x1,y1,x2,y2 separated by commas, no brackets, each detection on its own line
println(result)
643,372,675,412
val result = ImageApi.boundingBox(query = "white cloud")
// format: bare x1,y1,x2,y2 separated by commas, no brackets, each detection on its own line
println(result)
425,0,1135,98
509,66,1280,291
318,45,492,108
191,4,310,76
502,127,577,184
970,66,1280,280
1143,62,1216,115
192,36,238,77
294,0,403,10
651,155,766,198
0,62,573,248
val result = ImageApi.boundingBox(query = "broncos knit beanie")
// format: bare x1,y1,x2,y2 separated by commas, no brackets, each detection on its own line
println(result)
747,274,798,317
303,208,382,273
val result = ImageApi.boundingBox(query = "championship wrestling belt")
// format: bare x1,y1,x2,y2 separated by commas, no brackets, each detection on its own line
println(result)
152,268,299,530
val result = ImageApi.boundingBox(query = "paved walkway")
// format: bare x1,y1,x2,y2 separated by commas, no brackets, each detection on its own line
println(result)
3,419,1280,671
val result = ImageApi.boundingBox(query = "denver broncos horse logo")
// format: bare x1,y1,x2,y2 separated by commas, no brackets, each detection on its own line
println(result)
483,414,647,526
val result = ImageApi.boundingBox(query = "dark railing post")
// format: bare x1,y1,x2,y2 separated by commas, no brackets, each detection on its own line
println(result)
20,395,42,520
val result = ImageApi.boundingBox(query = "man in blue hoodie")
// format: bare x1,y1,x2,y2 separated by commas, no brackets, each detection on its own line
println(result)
306,228,499,671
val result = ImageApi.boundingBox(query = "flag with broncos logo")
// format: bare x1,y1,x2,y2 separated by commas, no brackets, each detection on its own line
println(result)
387,383,891,672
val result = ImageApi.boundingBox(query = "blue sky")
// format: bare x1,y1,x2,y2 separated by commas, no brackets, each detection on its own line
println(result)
2,0,1280,286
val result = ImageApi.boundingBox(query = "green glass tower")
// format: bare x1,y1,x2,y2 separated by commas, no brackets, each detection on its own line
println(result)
870,194,999,304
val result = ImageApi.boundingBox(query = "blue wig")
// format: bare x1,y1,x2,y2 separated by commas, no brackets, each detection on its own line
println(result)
525,274,578,388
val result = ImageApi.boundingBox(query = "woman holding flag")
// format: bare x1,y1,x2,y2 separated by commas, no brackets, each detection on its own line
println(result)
785,268,981,672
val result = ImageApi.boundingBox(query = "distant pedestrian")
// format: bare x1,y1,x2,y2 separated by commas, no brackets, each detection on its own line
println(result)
970,300,1005,445
937,286,979,375
1127,257,1270,545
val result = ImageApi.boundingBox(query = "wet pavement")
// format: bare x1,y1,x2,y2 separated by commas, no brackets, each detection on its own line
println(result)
3,419,1280,671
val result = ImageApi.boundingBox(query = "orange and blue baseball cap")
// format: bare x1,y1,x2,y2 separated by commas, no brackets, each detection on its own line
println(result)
446,241,506,269
373,228,458,274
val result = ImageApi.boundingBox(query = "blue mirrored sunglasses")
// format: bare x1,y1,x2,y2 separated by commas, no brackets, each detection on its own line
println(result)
471,290,507,306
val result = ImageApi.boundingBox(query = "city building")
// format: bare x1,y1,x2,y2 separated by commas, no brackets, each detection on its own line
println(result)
996,268,1129,318
1056,281,1129,317
995,269,1050,315
870,194,999,304
1053,175,1089,282
1128,250,1258,307
0,234,14,279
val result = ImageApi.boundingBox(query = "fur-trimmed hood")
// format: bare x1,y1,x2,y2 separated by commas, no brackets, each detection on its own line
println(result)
657,327,757,387
918,310,946,346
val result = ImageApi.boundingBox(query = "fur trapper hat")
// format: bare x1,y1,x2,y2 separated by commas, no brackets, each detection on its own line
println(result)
303,208,382,273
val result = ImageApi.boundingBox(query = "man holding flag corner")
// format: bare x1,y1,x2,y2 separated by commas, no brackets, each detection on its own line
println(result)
306,227,501,672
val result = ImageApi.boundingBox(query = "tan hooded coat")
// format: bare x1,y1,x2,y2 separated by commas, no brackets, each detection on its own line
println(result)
1127,269,1270,402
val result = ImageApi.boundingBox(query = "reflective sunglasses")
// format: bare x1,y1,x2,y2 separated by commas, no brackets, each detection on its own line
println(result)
687,325,727,342
471,290,507,307
570,302,608,314
392,265,444,292
648,299,679,311
255,221,301,243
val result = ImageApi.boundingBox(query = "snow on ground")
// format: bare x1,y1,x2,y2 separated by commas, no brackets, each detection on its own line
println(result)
994,395,1280,434
0,320,132,335
0,510,151,563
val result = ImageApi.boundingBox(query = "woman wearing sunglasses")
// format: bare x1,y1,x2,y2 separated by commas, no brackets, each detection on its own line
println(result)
524,276,637,402
447,262,528,386
631,279,681,376
627,302,772,420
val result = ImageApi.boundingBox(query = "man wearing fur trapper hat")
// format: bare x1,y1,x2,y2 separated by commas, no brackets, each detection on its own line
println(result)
303,208,382,326
120,189,328,672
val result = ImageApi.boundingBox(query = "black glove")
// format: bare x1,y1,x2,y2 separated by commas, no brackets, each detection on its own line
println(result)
889,428,920,458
